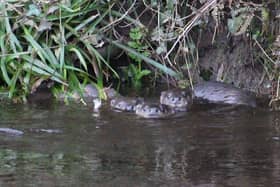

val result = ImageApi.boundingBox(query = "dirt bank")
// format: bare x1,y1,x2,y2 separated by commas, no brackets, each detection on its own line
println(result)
194,31,273,98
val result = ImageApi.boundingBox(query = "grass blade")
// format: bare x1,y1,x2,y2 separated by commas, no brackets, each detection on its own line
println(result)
23,28,49,63
42,43,59,67
0,34,11,85
69,47,87,71
109,40,180,78
85,43,119,79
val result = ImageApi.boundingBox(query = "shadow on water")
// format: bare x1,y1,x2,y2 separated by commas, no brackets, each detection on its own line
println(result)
0,98,280,186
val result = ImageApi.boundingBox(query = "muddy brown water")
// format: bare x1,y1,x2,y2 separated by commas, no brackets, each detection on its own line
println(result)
0,99,280,187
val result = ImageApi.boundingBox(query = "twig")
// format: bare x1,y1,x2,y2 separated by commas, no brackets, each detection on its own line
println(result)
101,0,138,30
254,38,276,64
164,0,217,59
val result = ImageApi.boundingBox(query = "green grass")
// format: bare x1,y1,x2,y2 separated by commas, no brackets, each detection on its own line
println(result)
0,0,112,99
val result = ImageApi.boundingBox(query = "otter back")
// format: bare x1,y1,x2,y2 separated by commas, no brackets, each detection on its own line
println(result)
193,81,256,107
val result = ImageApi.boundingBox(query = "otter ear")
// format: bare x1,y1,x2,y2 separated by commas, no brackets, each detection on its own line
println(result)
110,99,115,105
160,91,166,103
136,103,143,109
181,90,187,97
161,91,167,96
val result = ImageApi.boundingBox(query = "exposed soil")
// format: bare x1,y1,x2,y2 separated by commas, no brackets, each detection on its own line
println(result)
194,31,273,97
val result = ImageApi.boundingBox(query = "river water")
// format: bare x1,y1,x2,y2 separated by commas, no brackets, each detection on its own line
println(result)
0,99,280,186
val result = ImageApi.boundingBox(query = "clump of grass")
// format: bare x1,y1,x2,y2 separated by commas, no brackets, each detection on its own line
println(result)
0,0,118,100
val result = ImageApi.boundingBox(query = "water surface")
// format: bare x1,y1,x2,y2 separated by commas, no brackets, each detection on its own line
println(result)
0,99,280,186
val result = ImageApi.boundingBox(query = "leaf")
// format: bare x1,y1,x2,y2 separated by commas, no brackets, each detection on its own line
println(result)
129,64,137,76
22,19,37,28
136,70,151,80
85,43,119,79
156,44,167,54
65,13,100,39
128,41,138,49
9,66,22,98
109,40,180,78
26,4,41,17
3,7,22,53
23,28,49,63
69,47,87,71
140,70,151,76
38,19,52,32
0,34,11,85
60,4,80,13
21,55,64,80
23,62,66,85
68,71,82,91
47,5,59,15
42,44,59,67
129,28,142,40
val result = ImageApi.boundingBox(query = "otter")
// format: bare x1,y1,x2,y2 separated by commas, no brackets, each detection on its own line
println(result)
160,81,256,110
135,103,175,118
160,89,193,111
193,81,256,107
110,96,144,112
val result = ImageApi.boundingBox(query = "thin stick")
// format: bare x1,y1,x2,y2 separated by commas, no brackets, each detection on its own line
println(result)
164,0,217,59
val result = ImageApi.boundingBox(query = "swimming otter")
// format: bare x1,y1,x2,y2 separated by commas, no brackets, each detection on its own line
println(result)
160,89,193,111
160,81,256,108
135,103,175,118
193,81,256,107
110,96,144,112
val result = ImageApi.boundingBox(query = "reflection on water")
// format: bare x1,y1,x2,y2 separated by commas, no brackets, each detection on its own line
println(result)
0,100,280,186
